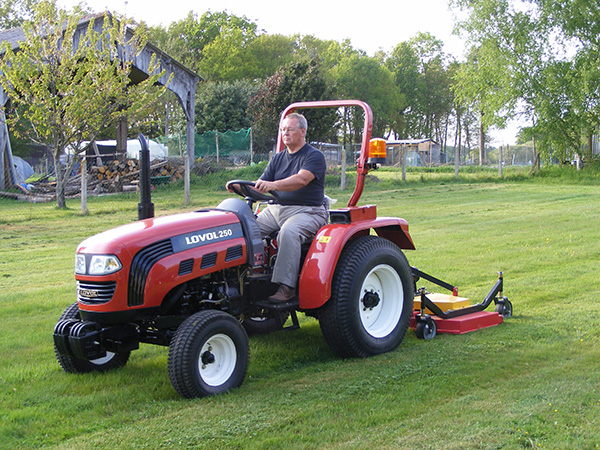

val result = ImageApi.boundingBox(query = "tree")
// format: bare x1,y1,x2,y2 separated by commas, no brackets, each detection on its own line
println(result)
385,41,421,138
333,54,404,140
452,0,600,166
0,0,39,29
248,60,336,152
148,10,259,76
385,33,454,147
0,1,167,208
195,80,259,134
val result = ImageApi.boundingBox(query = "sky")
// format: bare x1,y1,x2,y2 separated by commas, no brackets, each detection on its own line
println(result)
56,0,521,144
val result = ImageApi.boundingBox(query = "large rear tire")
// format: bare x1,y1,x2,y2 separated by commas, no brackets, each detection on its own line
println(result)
319,236,414,357
54,302,130,373
168,310,249,398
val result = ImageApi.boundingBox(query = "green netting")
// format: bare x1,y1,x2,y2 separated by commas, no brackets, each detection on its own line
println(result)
195,128,251,158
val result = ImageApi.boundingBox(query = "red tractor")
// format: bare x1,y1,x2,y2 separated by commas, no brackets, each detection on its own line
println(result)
53,100,419,398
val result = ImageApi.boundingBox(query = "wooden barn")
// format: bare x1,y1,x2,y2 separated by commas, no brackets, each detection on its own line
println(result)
0,13,199,197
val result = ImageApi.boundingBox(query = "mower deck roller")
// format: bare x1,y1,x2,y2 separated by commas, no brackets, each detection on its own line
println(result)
410,268,513,340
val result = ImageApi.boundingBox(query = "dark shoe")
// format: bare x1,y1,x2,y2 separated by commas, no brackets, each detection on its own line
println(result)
268,284,296,303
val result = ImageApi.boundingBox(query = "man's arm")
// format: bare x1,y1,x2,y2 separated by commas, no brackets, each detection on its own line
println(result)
254,169,315,194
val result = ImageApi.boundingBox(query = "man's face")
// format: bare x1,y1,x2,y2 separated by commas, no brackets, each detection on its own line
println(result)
281,117,306,151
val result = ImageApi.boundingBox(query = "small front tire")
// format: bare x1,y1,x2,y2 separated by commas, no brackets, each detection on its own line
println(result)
495,299,513,318
415,317,437,340
168,310,249,398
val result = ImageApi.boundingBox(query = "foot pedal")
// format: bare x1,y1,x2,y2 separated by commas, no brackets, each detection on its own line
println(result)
253,300,300,331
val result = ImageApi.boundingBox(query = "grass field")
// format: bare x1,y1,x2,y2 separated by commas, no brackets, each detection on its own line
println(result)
1,165,599,449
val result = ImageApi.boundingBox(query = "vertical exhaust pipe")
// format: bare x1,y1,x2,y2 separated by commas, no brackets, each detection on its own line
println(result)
138,134,155,220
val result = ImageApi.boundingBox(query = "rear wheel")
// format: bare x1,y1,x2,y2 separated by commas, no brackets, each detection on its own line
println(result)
319,236,414,357
54,302,130,373
168,310,249,398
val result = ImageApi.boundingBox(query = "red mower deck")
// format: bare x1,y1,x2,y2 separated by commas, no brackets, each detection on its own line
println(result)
410,310,503,335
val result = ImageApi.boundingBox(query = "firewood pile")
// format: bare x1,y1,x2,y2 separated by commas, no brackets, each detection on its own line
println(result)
28,158,188,199
1,157,221,203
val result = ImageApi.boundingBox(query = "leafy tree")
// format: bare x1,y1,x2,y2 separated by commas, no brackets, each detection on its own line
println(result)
148,10,259,76
0,1,167,208
385,41,421,138
0,0,39,29
452,0,600,166
333,54,404,140
245,34,296,79
248,60,336,152
195,80,259,134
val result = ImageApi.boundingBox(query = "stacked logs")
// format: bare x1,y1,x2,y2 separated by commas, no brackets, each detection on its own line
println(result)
89,159,184,193
4,157,222,202
27,159,185,198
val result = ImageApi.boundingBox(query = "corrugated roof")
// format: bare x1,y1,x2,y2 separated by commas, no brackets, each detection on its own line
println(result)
0,27,26,51
387,139,439,145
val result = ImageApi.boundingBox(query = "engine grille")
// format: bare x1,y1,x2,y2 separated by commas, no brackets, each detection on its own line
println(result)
178,258,194,276
128,239,173,306
201,252,218,269
225,245,243,262
77,280,117,305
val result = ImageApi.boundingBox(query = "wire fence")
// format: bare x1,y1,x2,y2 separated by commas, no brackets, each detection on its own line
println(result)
1,133,543,216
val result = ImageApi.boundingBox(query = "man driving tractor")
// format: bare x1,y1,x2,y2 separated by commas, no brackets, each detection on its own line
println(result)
228,113,328,303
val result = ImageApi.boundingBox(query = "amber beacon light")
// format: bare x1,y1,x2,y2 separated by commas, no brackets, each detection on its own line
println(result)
368,138,387,164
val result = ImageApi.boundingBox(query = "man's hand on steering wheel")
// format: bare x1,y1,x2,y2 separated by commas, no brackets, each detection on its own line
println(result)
225,180,279,203
253,179,276,194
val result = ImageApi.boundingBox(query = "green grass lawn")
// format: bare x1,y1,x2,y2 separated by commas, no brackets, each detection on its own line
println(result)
1,165,599,449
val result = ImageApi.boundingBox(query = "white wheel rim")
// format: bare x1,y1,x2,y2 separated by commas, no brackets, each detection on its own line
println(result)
358,264,403,338
198,333,237,387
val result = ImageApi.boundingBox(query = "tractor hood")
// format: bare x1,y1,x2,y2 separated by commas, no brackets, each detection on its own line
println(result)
77,210,242,258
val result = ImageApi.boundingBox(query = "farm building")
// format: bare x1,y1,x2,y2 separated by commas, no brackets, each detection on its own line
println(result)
0,12,199,191
386,139,445,166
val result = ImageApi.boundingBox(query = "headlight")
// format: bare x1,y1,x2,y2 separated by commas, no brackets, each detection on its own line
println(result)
75,254,122,275
75,254,87,274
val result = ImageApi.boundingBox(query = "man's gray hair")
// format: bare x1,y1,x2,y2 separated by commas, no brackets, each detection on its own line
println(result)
286,113,308,130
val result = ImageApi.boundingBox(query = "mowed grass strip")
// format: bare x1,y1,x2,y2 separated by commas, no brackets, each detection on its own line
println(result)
0,168,599,449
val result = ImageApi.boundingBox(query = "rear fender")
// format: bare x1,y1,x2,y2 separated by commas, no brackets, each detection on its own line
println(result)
298,217,414,310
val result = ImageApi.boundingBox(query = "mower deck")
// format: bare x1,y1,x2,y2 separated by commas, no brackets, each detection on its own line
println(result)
410,268,512,340
410,310,503,335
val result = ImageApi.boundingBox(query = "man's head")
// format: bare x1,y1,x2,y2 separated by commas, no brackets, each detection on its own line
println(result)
281,113,307,153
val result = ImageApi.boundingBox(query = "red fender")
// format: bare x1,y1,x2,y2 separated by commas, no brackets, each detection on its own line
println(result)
298,210,415,310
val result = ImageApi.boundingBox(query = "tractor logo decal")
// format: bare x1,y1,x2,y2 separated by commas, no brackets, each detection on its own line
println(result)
78,289,99,298
171,223,244,253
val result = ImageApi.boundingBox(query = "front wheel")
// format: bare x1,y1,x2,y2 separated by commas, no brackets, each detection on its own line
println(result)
415,317,437,340
168,310,249,398
319,236,414,358
54,302,130,373
495,299,513,318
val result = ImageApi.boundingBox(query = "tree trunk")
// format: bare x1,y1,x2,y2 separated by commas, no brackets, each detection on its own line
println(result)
54,152,67,209
455,114,461,178
478,112,485,166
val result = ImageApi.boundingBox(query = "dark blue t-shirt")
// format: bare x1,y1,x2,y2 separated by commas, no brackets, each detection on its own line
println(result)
260,143,326,206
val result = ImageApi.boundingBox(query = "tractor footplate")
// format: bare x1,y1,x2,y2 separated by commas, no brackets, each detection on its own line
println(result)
254,299,299,311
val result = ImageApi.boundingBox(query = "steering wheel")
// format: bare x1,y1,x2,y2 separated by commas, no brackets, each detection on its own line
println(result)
226,180,279,203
